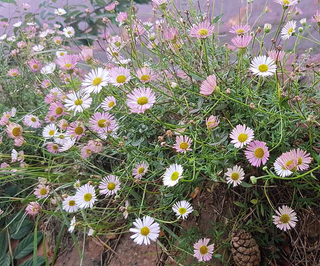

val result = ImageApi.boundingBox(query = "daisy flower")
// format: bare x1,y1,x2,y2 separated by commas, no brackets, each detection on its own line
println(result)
172,200,193,219
26,202,41,216
59,138,76,152
200,74,217,96
229,24,250,35
130,216,160,245
53,36,63,45
268,50,285,63
56,50,67,58
56,54,79,71
132,162,149,179
292,148,312,171
62,196,79,213
274,0,298,7
82,68,109,94
99,175,121,196
6,122,23,139
274,155,293,177
89,112,117,134
230,124,254,148
63,26,75,38
75,183,97,209
189,21,214,39
109,67,131,86
46,142,60,154
79,47,93,63
231,35,252,50
54,8,67,16
64,91,92,115
81,145,93,158
250,55,276,77
74,180,81,189
42,124,58,139
68,121,86,140
206,115,220,130
41,62,56,75
87,140,103,153
163,164,183,187
54,132,70,145
273,205,298,231
28,59,42,72
101,96,117,111
244,140,270,167
32,44,44,52
8,68,19,77
225,165,245,187
126,87,156,114
311,10,320,23
173,135,192,153
281,21,296,40
193,238,215,262
68,216,76,233
136,67,155,83
34,184,50,199
48,102,66,118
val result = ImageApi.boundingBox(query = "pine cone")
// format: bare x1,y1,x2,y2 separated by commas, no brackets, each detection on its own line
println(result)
231,229,261,266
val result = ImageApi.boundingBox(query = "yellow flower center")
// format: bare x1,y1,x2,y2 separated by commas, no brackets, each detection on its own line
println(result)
60,52,65,56
49,129,55,136
179,142,189,150
68,200,75,206
83,193,92,202
297,157,302,165
55,107,63,115
39,188,47,196
283,0,290,4
178,207,187,214
140,75,150,81
49,116,55,122
288,28,294,35
279,214,290,223
33,64,38,69
107,182,116,190
31,117,36,122
171,171,179,181
67,31,72,35
254,148,265,159
11,72,17,76
116,75,126,83
52,144,58,150
231,172,239,181
75,126,83,135
140,226,150,236
199,245,209,255
108,101,115,108
198,28,209,36
92,77,102,86
59,135,65,139
12,127,21,137
137,96,148,105
237,133,248,143
64,63,72,69
98,119,109,128
56,40,61,44
285,160,294,169
236,29,244,34
74,99,83,105
138,167,145,174
258,64,269,72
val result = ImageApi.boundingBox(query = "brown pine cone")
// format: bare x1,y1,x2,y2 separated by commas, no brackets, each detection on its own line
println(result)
231,229,261,266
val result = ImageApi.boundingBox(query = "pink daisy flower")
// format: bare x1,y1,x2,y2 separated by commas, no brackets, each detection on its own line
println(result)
189,21,214,39
79,47,93,63
87,140,103,153
116,12,128,26
41,79,51,88
81,146,93,158
244,140,269,167
206,115,220,130
28,59,42,72
225,165,245,187
101,96,116,111
48,102,66,118
274,153,294,177
6,122,23,139
26,202,41,216
193,238,214,262
68,121,86,140
89,112,117,134
136,67,155,83
14,137,25,147
312,10,320,23
34,184,50,199
46,142,60,154
58,119,69,130
8,68,19,77
273,205,298,231
231,35,252,49
229,124,254,148
200,74,217,96
109,66,131,86
132,162,149,179
268,50,285,62
229,24,250,35
53,36,63,45
126,87,156,114
163,27,179,41
99,175,121,196
105,2,118,11
23,114,42,128
292,148,312,171
56,54,79,71
173,135,192,153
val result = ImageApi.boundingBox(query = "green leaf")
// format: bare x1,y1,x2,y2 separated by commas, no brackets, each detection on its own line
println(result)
240,181,252,188
234,201,246,208
0,0,16,4
0,231,8,258
10,219,33,239
13,232,43,259
250,199,258,205
19,256,45,266
0,253,10,266
212,14,224,23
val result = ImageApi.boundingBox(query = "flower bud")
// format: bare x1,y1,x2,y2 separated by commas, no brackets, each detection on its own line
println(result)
250,176,257,184
264,23,272,34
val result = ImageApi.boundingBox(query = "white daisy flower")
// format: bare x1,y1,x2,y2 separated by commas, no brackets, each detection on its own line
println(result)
56,50,68,58
163,164,183,187
274,0,298,7
54,132,70,145
64,91,92,115
281,20,296,40
99,175,121,196
32,45,44,52
13,21,22,28
273,205,298,231
75,183,97,209
101,96,117,111
129,216,160,245
63,26,75,38
74,179,81,189
54,8,67,16
68,216,76,233
274,157,293,177
229,124,254,148
58,138,76,152
225,165,245,187
24,114,41,128
0,34,7,41
42,124,58,139
82,68,109,94
41,63,56,75
62,196,79,213
250,55,276,77
172,200,193,219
